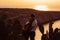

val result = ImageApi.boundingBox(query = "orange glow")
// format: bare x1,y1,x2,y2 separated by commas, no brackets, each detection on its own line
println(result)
33,5,48,11
0,0,60,10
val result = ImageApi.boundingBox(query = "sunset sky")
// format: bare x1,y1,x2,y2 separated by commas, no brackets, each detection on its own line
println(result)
0,0,60,11
0,0,60,40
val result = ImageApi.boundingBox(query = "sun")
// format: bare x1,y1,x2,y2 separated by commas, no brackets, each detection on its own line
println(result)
33,5,48,11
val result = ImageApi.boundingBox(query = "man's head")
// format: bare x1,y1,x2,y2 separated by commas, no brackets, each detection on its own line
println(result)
30,14,35,21
31,14,35,18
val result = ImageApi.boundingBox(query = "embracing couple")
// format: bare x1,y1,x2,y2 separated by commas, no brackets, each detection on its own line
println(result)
23,14,37,40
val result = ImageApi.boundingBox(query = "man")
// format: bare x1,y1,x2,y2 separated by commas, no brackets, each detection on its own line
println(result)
24,14,37,40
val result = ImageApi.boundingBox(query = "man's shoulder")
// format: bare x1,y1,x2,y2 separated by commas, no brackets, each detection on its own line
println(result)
32,19,37,24
34,19,37,23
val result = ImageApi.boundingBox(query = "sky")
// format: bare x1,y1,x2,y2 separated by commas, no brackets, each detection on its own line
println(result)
0,0,60,11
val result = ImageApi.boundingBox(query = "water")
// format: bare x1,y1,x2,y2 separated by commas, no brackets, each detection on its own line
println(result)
35,20,60,40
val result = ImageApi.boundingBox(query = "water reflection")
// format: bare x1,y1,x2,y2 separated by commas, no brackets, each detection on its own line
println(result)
35,20,60,40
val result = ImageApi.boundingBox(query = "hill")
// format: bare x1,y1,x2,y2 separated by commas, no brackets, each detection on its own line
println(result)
0,8,60,25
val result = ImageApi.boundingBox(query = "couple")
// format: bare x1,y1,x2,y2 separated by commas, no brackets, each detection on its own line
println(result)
23,14,37,40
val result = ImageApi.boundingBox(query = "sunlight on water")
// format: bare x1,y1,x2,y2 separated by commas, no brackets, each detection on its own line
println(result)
52,20,60,30
35,27,42,40
35,20,60,40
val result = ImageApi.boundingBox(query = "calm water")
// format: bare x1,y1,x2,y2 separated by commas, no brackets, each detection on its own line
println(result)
35,20,60,40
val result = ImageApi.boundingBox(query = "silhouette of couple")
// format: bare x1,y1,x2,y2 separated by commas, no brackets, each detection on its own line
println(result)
23,14,37,40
